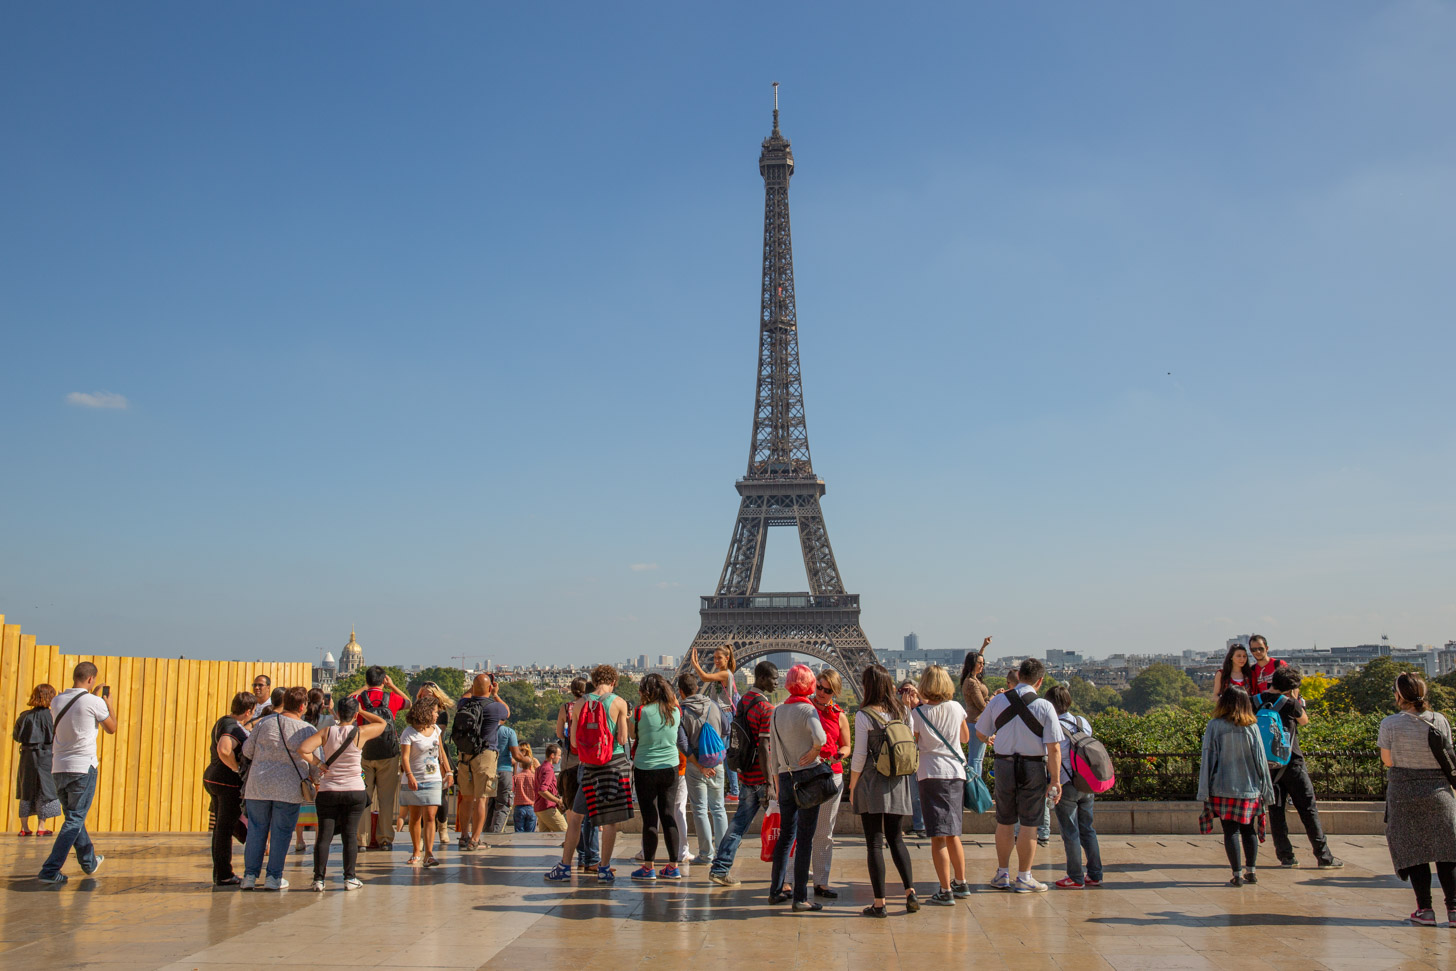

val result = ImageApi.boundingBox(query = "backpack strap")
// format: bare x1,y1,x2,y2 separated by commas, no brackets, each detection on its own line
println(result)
994,688,1048,738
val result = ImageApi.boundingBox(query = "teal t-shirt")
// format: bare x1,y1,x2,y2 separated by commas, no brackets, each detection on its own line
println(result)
634,704,682,770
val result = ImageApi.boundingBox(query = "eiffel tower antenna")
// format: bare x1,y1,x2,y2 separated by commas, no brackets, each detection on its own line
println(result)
680,87,878,700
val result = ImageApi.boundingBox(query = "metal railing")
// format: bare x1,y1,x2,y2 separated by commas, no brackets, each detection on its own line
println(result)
1068,750,1387,801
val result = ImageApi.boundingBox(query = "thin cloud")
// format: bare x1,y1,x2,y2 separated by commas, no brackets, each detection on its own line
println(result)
66,391,129,410
656,581,681,589
630,563,659,572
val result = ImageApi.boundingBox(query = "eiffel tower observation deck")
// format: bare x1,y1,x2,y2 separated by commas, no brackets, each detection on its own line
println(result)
682,85,879,698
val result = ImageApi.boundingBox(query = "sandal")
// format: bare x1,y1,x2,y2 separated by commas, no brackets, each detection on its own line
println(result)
36,830,52,837
406,856,421,867
423,856,440,868
17,830,32,837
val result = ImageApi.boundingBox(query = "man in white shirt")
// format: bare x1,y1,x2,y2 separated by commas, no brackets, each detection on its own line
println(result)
39,662,118,884
974,657,1063,893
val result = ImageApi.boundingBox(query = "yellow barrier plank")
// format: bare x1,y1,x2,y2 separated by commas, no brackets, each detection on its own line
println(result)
0,625,22,834
122,656,142,832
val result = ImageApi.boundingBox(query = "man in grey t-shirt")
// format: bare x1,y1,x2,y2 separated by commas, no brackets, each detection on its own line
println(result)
39,662,118,884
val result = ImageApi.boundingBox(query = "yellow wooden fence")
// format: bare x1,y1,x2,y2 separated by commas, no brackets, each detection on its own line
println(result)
0,614,312,833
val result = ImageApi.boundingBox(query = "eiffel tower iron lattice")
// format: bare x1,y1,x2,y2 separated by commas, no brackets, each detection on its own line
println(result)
681,85,879,700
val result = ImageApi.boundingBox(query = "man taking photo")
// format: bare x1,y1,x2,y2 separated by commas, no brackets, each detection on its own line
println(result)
38,662,118,884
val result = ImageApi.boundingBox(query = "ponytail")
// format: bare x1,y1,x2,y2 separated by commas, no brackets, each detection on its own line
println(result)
1397,672,1430,713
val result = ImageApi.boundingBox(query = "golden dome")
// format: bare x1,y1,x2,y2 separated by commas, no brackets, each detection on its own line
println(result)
344,629,362,654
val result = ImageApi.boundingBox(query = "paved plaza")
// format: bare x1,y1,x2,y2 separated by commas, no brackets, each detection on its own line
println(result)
1,831,1447,970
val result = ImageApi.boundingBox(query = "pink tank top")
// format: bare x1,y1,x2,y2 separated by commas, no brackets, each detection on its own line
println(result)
317,725,365,792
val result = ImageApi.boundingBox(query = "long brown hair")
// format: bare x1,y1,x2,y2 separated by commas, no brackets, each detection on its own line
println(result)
860,664,903,720
1213,686,1256,727
715,643,737,674
639,672,678,722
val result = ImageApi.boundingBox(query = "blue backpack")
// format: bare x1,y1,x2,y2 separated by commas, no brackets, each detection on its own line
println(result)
696,720,727,769
1254,693,1293,767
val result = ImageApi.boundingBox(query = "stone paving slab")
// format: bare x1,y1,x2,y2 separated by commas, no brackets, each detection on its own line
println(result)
1,831,1448,970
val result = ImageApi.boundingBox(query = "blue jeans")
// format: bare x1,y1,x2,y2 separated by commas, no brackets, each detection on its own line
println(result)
39,768,99,879
1055,787,1102,882
709,781,766,876
769,771,821,903
577,817,600,867
513,806,537,832
685,763,728,860
726,766,739,797
909,777,925,832
244,799,302,880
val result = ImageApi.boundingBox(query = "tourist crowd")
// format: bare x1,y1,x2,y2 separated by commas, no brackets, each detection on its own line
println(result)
14,640,1456,926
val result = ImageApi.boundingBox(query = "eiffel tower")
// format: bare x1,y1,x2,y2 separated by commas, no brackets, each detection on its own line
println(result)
681,85,878,700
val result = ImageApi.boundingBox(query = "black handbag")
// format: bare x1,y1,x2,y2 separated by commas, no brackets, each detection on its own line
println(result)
791,761,838,810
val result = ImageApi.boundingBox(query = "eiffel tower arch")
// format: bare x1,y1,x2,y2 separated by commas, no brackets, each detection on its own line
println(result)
680,85,880,701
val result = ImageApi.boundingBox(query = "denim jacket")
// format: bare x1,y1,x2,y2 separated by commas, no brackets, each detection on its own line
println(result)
1196,717,1275,804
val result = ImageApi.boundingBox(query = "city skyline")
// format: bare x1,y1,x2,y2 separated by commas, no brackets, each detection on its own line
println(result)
3,4,1453,667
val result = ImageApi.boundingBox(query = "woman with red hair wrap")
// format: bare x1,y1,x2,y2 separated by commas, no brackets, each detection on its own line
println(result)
768,664,827,911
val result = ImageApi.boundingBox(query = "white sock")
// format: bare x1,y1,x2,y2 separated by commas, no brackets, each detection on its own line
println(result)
995,867,1009,878
1018,871,1034,882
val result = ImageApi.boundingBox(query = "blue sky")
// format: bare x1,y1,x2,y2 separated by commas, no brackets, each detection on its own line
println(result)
2,2,1453,668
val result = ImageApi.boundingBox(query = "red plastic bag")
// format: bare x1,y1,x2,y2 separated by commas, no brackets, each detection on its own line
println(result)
760,801,781,862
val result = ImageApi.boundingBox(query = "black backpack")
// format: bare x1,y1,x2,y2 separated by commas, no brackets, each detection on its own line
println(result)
724,691,762,775
1422,712,1456,790
360,690,400,760
451,700,487,759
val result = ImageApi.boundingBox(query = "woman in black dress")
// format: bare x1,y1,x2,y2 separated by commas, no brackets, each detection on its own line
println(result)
12,684,61,836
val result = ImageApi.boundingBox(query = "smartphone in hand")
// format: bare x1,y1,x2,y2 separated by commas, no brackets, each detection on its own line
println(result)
101,685,111,699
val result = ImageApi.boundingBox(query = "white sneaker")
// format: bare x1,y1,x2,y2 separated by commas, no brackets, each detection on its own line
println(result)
1012,875,1048,893
310,879,325,892
344,878,363,891
263,875,289,892
83,855,104,876
989,871,1011,891
240,874,257,891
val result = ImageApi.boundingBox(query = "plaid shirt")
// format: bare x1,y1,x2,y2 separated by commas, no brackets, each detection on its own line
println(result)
1199,796,1266,842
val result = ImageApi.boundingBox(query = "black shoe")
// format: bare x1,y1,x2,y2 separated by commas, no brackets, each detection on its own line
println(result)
814,885,838,899
912,830,927,839
1278,857,1298,868
905,889,920,913
1318,858,1345,869
1037,838,1049,848
1228,874,1244,887
1243,871,1258,884
929,889,955,905
951,879,971,898
768,891,791,904
791,900,823,912
214,876,242,887
861,904,887,918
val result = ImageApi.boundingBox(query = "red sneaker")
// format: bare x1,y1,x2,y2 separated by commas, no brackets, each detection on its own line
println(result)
1084,877,1102,887
1054,877,1084,890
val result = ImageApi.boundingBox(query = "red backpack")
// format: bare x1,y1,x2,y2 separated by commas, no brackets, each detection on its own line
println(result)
574,695,615,766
